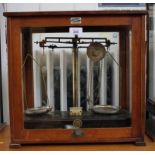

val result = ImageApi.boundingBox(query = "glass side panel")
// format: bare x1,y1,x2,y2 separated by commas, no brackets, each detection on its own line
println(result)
148,4,155,103
22,26,132,129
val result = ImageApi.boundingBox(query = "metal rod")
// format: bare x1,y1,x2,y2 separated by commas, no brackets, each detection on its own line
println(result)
45,37,108,40
43,45,116,49
46,46,90,49
72,35,79,107
88,60,94,109
45,40,116,45
72,46,78,107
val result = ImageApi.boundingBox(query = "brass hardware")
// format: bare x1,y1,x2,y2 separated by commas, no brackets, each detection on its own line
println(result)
70,107,82,116
70,17,81,24
72,119,84,137
73,119,83,128
87,42,106,62
72,35,81,108
72,37,78,107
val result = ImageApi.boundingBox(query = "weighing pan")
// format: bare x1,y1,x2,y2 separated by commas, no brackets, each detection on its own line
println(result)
87,42,106,62
92,105,120,114
25,106,52,115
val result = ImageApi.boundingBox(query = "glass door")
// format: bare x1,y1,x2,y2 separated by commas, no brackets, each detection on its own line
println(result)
21,26,132,130
147,4,155,105
146,4,155,140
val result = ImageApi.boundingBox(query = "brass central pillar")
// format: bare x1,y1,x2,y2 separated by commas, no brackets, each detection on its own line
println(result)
72,35,79,107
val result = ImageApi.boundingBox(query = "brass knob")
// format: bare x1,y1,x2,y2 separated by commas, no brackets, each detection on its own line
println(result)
72,119,84,137
73,119,82,128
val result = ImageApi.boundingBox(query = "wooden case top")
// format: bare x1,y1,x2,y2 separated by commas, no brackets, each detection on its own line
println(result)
3,10,147,17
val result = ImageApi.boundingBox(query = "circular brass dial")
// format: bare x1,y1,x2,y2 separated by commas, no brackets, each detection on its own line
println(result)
73,119,82,128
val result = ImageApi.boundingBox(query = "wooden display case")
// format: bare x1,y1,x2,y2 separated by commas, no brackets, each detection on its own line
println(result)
4,10,146,147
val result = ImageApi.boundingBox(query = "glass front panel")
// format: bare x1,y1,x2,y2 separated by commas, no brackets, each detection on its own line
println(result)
148,4,155,103
22,26,132,129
